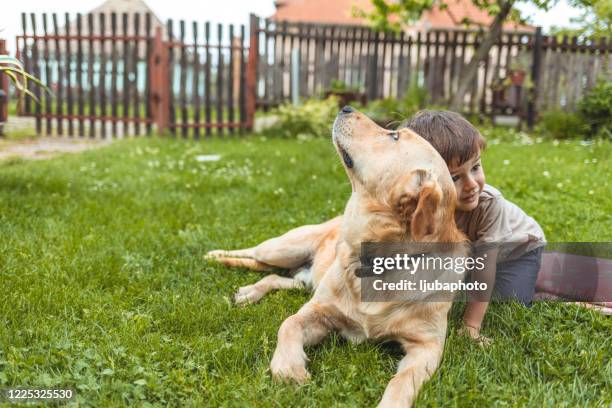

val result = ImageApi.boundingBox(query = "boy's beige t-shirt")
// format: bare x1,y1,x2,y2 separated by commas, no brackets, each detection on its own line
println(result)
455,184,545,261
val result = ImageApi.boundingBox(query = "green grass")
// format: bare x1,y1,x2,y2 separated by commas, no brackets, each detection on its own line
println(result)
0,133,610,407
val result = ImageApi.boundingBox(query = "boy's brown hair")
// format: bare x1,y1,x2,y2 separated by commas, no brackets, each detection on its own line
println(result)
402,110,486,166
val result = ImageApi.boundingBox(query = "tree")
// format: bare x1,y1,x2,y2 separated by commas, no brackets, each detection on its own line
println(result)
550,0,612,39
356,0,559,110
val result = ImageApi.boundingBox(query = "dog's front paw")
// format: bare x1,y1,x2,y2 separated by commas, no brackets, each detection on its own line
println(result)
270,349,310,384
234,284,264,305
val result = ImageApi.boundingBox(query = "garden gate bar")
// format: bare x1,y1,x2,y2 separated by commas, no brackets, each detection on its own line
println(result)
16,12,255,138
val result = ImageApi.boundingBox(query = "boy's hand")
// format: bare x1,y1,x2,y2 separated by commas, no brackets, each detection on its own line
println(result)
458,324,493,346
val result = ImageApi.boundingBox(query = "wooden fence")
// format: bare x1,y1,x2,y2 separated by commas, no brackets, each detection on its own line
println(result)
0,39,8,136
13,12,612,137
16,12,254,138
251,17,612,117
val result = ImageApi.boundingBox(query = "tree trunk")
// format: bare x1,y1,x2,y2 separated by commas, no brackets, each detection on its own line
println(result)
450,0,515,111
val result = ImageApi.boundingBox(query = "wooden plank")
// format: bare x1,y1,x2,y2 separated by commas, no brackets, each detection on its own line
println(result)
87,13,95,138
327,26,337,91
469,32,480,115
217,23,224,135
280,21,288,99
204,21,211,136
64,13,74,136
289,22,296,95
396,31,405,98
193,21,201,139
355,28,365,92
30,14,42,134
415,31,422,92
406,33,413,92
98,13,107,138
431,31,439,102
122,13,131,136
297,23,307,95
480,41,489,115
384,30,390,98
448,31,458,95
262,19,269,107
306,24,315,97
179,20,187,138
110,13,118,137
144,13,152,136
271,22,279,101
42,14,53,135
550,36,561,109
21,14,32,115
132,13,141,136
440,30,450,101
52,13,63,135
493,30,503,83
566,36,580,111
228,24,235,134
424,31,432,101
167,19,176,136
76,14,85,136
347,27,357,88
239,24,247,132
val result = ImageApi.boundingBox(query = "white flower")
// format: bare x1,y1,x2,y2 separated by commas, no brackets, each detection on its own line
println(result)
588,190,594,195
542,171,550,177
196,154,221,162
503,160,510,165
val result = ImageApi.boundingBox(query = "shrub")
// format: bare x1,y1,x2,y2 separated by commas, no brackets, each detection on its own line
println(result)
538,109,587,139
578,80,612,139
264,96,339,138
364,83,429,125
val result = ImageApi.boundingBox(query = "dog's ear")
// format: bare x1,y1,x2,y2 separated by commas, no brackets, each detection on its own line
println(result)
393,169,442,240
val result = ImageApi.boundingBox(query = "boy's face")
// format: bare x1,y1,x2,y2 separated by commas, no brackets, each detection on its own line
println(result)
448,150,485,212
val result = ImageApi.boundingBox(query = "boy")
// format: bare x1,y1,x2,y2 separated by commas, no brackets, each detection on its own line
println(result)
403,110,546,343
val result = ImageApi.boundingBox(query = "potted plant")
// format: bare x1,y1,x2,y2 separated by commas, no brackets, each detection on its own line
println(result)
507,53,531,86
0,54,49,134
324,80,367,107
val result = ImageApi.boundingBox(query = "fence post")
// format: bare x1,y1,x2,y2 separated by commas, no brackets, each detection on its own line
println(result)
367,30,379,101
0,39,8,136
150,27,169,134
527,27,542,129
291,47,300,105
246,14,259,130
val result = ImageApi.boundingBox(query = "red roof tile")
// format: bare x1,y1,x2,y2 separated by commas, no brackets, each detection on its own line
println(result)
271,0,372,25
270,0,534,32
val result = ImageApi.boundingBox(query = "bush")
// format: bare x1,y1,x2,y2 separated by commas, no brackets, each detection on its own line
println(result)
264,97,339,138
364,83,429,125
538,109,587,139
578,80,612,139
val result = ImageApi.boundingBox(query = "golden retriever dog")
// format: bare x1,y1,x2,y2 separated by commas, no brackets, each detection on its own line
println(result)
206,107,467,407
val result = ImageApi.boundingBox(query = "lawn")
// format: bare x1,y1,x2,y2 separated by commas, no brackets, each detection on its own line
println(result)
0,132,610,407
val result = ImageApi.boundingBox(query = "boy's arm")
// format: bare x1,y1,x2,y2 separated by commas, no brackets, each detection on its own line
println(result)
460,248,498,345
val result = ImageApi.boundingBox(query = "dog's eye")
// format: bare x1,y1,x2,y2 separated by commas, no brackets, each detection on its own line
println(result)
390,132,399,141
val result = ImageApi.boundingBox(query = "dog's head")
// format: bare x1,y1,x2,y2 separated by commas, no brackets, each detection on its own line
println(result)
332,106,460,242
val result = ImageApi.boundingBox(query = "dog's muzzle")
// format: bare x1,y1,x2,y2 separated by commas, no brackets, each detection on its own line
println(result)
339,145,354,168
333,106,356,169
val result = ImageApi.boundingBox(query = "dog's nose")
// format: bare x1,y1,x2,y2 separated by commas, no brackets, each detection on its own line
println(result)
341,105,355,114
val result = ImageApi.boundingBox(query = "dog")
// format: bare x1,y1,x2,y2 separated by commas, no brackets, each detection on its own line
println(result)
206,107,468,407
